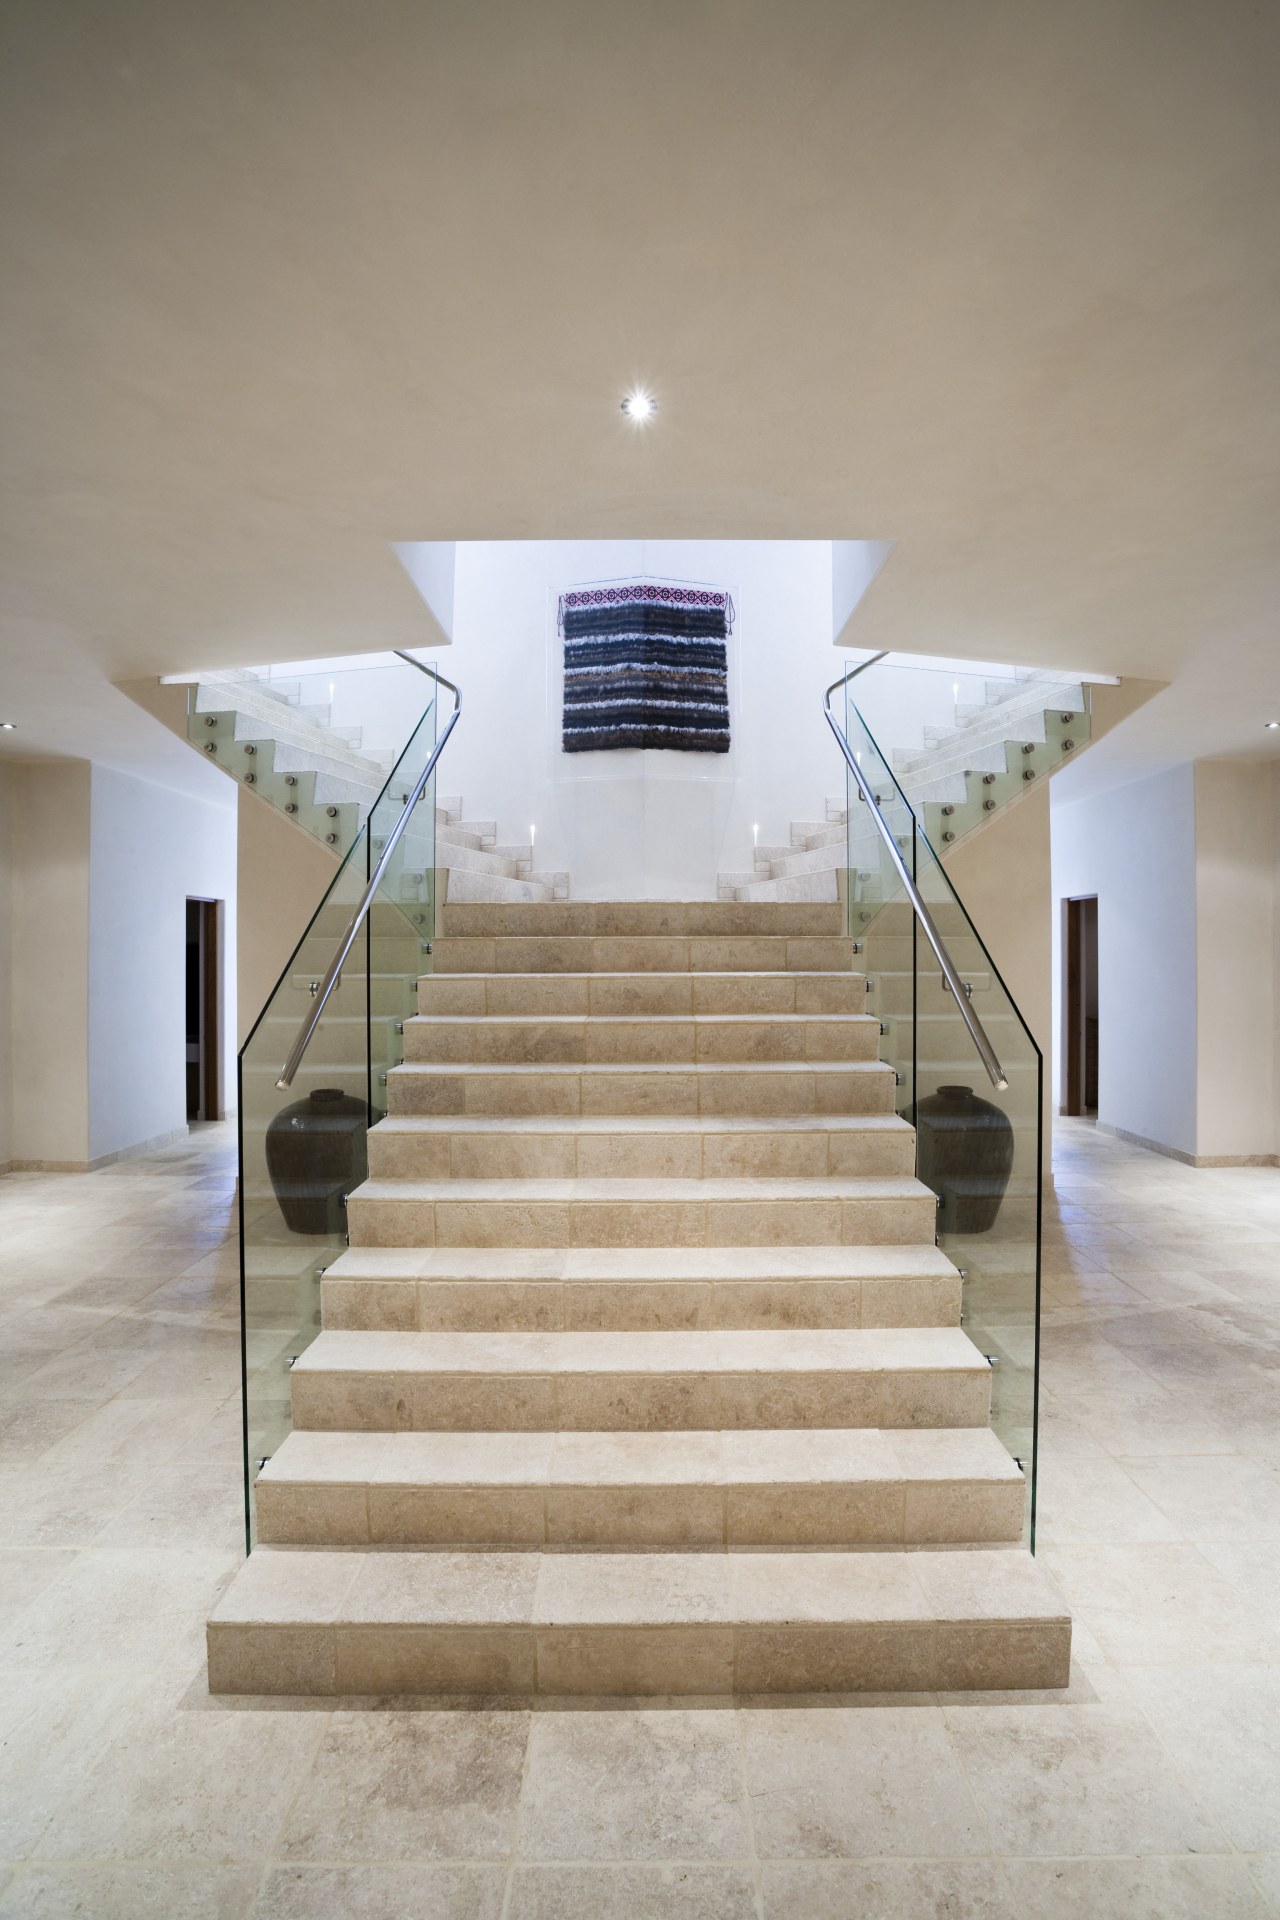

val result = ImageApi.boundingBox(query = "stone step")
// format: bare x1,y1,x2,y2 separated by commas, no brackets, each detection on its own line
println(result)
440,901,846,938
365,1113,916,1182
289,1325,988,1431
386,1059,898,1118
207,1543,1069,1695
402,1012,882,1067
418,970,868,1019
430,935,856,975
764,841,844,880
255,1425,1026,1547
732,871,840,905
433,839,526,879
438,868,554,905
345,1173,938,1248
319,1242,962,1333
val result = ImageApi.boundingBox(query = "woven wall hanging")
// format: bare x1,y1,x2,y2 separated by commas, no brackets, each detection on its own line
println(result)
558,580,733,753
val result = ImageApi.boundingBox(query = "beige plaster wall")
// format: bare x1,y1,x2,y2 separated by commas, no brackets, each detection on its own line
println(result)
1194,758,1278,1163
0,766,12,1168
10,761,92,1167
237,788,338,1046
943,780,1054,1167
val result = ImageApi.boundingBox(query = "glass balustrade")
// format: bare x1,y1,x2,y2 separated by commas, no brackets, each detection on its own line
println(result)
839,673,1044,1545
235,687,441,1550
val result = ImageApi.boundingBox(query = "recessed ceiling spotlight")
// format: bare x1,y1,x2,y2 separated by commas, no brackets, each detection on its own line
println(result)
1267,720,1280,730
0,722,15,731
621,390,655,422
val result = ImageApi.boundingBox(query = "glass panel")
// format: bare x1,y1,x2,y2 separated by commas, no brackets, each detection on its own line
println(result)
842,676,1043,1546
236,689,441,1551
180,655,431,863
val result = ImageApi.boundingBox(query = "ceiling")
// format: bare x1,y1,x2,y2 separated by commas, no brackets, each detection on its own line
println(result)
2,0,1278,787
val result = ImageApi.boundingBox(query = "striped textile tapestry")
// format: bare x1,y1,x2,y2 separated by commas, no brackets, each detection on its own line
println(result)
559,580,733,753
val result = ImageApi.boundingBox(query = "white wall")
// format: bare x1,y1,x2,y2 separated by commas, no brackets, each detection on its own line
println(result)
1051,757,1279,1164
434,540,844,898
87,765,238,1163
9,763,93,1167
1051,764,1199,1159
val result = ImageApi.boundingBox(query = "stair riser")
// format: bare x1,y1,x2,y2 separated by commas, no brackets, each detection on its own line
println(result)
207,1615,1068,1697
260,1020,401,1066
431,936,856,974
735,872,839,905
417,974,867,1017
870,973,995,1016
366,1128,915,1182
322,1272,961,1333
387,1068,898,1118
255,1477,1024,1548
346,1192,938,1249
441,903,845,937
291,975,416,1017
403,1019,880,1067
290,1368,990,1433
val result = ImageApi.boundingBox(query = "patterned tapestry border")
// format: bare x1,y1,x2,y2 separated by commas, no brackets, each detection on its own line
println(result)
558,582,735,631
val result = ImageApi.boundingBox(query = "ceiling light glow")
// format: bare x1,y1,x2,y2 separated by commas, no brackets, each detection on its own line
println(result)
0,722,15,731
1267,721,1280,730
621,390,655,422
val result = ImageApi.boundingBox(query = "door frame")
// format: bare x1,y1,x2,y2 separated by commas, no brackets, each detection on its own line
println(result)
187,896,222,1122
1061,892,1098,1118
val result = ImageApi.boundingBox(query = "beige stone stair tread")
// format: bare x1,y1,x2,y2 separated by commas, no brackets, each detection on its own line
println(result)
389,1059,893,1079
370,1113,912,1137
323,1243,959,1282
263,1424,1023,1488
408,1011,880,1027
422,968,862,980
206,1546,1070,1694
293,1325,987,1375
349,1173,930,1204
441,902,845,934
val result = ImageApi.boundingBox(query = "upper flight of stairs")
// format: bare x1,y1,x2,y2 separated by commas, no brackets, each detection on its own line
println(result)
181,670,568,902
720,671,1091,902
209,898,1069,1698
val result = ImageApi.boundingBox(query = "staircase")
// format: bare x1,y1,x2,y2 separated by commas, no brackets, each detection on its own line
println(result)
720,671,1090,902
209,898,1070,1697
183,670,568,901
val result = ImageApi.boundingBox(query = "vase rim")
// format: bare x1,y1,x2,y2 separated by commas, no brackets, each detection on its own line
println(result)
936,1084,976,1096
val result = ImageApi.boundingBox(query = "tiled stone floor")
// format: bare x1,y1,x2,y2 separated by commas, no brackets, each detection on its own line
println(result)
1,1118,1278,1918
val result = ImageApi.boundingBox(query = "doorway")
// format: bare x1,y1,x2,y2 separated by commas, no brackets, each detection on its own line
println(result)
1063,894,1099,1117
186,898,221,1121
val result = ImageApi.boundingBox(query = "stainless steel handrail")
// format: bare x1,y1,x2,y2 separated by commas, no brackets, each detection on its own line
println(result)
824,664,1009,1091
276,652,461,1090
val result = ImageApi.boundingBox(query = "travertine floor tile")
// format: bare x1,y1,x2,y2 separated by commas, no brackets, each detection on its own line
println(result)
942,1696,1224,1855
34,1689,328,1864
998,1856,1272,1920
759,1861,1016,1919
505,1863,758,1920
518,1711,750,1859
0,1864,260,1919
277,1710,528,1861
1121,1664,1280,1851
742,1706,987,1857
250,1864,505,1920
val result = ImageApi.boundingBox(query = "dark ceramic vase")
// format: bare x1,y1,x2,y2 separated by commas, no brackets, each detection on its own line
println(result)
914,1084,1015,1233
265,1087,369,1234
